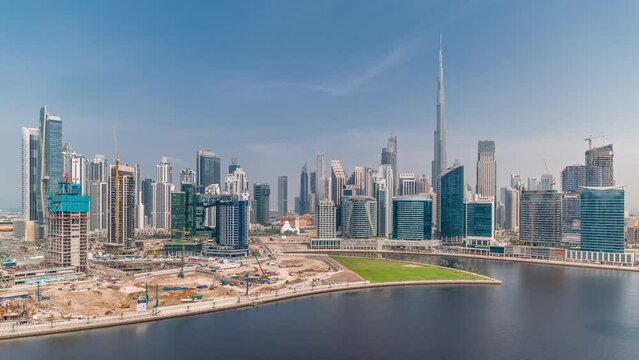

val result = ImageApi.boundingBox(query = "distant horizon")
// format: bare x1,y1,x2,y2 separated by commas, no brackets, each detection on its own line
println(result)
1,1,638,209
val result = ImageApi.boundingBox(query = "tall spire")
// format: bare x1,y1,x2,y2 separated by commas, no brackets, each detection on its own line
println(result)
432,34,447,188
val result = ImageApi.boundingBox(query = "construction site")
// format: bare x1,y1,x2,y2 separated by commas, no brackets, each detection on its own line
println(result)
0,250,362,324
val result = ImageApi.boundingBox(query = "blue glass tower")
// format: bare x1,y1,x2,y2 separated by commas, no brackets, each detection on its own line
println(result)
38,106,63,221
464,202,493,238
392,196,432,240
580,187,624,253
439,164,464,241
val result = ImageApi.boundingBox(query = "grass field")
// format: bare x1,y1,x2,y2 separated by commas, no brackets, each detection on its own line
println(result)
331,256,485,283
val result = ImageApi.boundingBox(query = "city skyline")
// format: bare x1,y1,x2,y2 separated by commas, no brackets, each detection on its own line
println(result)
2,1,639,210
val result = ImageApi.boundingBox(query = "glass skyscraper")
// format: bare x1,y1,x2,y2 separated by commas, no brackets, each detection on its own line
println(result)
438,164,464,241
216,198,249,249
392,196,432,240
341,196,377,239
196,150,220,193
21,127,40,221
465,202,493,237
561,165,586,193
464,196,494,246
38,106,63,221
519,190,562,246
580,187,624,253
299,164,309,215
277,176,288,217
253,183,270,225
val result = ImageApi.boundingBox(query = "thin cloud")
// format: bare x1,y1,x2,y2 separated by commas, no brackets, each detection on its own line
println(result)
297,42,417,95
216,41,418,97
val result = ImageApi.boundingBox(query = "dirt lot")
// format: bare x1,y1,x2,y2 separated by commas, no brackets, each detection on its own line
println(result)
18,254,348,321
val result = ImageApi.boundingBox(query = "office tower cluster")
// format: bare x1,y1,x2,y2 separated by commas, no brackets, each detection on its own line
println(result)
19,107,283,263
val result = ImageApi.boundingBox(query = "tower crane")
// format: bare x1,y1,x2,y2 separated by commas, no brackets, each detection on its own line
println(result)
584,134,609,150
175,227,187,278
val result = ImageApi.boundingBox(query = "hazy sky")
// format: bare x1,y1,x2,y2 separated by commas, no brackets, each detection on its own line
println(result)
1,0,638,210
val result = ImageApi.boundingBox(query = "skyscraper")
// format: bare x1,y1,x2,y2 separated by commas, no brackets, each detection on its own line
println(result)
527,177,540,191
561,165,586,194
46,181,89,271
376,164,394,238
363,167,375,197
341,196,377,239
381,135,398,195
562,193,581,245
88,154,108,232
141,178,154,226
196,150,220,193
540,174,555,190
504,187,520,232
519,190,562,246
432,37,447,191
253,183,270,225
38,106,63,222
107,164,137,251
88,155,108,182
151,181,172,229
398,173,418,196
157,156,172,184
464,195,494,246
330,160,346,207
180,168,196,185
392,196,432,240
585,144,614,187
216,198,249,249
299,164,309,215
438,164,464,241
224,167,249,197
418,174,430,194
580,187,624,253
476,140,496,198
349,166,365,195
21,127,40,222
62,144,88,195
277,176,288,217
510,174,523,189
374,177,390,238
309,171,317,195
228,158,240,174
317,200,336,239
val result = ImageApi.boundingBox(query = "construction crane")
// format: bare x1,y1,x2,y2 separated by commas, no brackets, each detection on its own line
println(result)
113,127,120,254
584,134,609,150
175,227,187,278
254,255,269,279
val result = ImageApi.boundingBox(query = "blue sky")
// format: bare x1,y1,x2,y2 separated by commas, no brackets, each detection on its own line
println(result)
1,0,638,210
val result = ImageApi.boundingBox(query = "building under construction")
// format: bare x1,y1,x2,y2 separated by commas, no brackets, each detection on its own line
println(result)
46,181,90,271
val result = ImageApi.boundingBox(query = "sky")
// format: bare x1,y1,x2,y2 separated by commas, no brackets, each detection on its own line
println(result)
1,0,638,211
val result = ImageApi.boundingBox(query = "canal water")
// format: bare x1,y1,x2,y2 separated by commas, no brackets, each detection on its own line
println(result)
1,255,638,360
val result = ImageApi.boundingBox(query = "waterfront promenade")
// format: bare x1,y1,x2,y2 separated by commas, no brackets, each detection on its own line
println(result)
0,277,499,340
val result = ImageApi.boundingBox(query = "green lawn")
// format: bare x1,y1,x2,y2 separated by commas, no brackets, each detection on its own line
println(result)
331,256,485,283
